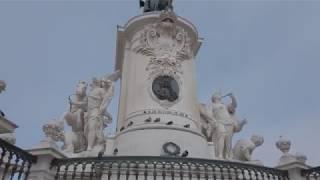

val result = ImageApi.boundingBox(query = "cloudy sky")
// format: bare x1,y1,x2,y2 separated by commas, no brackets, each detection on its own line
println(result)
0,0,319,167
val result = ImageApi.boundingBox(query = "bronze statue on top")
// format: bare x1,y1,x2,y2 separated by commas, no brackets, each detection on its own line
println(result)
140,0,173,12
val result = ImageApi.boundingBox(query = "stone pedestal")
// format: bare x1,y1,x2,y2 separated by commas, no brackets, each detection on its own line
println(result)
276,161,311,180
28,147,66,180
113,11,207,158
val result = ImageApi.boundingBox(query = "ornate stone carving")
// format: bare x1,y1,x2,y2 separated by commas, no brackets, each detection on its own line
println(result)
149,72,182,108
152,75,179,102
43,120,65,142
0,80,6,94
276,136,291,155
275,136,308,165
133,11,192,75
233,135,264,165
162,142,180,156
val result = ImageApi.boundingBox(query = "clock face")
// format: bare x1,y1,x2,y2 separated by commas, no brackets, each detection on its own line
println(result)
152,75,179,102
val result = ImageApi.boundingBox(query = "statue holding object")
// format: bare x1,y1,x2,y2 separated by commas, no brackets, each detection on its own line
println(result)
62,81,88,153
199,92,247,160
85,71,121,152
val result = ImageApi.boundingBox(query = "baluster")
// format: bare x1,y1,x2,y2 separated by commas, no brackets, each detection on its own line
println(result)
267,173,271,180
219,166,224,180
17,160,26,180
145,161,149,180
153,162,157,180
212,166,217,180
80,163,86,180
71,162,78,180
162,163,166,180
63,164,70,180
195,164,200,180
10,154,21,180
117,163,121,180
135,163,139,180
179,163,184,180
171,163,175,180
204,165,208,180
89,162,95,180
126,161,130,180
187,163,192,180
240,168,245,180
0,148,7,172
2,151,14,180
248,169,253,180
234,168,240,180
107,163,113,180
23,161,33,180
226,166,232,180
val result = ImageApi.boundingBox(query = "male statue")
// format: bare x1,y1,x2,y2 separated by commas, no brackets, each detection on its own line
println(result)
62,81,88,154
85,71,120,153
200,92,246,160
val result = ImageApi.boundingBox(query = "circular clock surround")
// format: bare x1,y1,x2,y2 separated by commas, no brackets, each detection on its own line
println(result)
152,75,179,102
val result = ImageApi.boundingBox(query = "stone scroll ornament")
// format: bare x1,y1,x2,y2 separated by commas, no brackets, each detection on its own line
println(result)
133,11,193,76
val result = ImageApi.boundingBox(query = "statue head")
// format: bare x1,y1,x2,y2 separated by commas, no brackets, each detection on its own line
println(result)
75,81,87,97
211,91,222,103
101,76,113,89
90,77,101,89
251,135,264,147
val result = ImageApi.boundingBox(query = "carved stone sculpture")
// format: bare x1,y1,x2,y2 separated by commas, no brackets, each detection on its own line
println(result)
85,71,120,152
199,92,246,160
140,0,173,13
62,81,88,154
133,11,192,76
40,119,64,149
233,135,264,165
276,136,308,165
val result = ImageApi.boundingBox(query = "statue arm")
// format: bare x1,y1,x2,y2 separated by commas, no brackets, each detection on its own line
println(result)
243,148,252,161
234,118,247,132
228,93,237,110
199,103,215,123
99,85,114,115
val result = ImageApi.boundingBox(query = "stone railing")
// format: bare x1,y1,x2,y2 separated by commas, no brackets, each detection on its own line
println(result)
302,166,320,180
0,138,37,180
50,156,288,180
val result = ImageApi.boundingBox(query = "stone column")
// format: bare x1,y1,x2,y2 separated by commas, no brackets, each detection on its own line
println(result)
28,147,66,180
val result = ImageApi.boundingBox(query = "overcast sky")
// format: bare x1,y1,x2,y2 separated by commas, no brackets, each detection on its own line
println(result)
0,0,319,167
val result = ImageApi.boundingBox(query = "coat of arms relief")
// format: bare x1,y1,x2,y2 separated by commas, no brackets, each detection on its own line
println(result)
132,12,193,76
